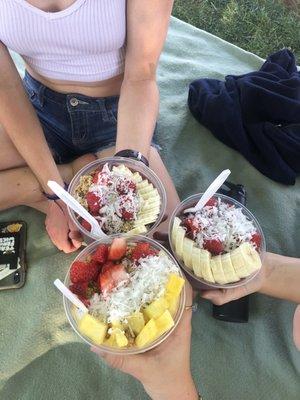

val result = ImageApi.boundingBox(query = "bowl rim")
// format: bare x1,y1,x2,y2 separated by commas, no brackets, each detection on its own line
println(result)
67,156,167,240
168,192,266,289
63,234,186,355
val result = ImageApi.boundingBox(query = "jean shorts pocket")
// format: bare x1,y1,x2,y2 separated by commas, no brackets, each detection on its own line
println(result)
23,79,43,109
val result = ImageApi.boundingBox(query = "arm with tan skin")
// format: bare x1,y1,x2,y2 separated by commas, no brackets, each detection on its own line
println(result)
116,0,174,158
91,283,199,400
201,252,300,305
0,43,82,252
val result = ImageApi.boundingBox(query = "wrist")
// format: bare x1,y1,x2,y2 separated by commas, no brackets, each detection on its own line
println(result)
114,149,149,167
144,372,198,400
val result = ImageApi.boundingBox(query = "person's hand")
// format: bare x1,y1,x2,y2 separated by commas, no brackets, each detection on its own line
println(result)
201,262,267,305
91,282,198,400
45,200,82,253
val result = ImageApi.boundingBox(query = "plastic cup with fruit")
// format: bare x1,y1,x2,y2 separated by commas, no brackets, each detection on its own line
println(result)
63,236,186,354
169,193,266,290
67,157,166,242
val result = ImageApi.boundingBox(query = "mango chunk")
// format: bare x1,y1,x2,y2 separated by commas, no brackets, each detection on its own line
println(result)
78,314,107,346
164,274,185,310
155,310,175,337
165,296,179,316
135,319,158,348
144,297,168,320
104,329,128,348
127,312,145,335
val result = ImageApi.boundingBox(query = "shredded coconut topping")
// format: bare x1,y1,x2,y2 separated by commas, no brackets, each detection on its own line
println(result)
187,198,257,252
89,254,180,323
75,163,141,234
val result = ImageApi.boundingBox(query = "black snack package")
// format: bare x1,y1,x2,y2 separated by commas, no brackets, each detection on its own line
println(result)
0,221,27,290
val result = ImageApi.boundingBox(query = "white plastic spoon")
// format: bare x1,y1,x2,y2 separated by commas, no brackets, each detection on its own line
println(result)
54,278,88,313
47,180,107,239
184,169,231,214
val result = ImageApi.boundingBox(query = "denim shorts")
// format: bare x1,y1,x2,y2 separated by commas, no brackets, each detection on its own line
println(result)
23,71,159,164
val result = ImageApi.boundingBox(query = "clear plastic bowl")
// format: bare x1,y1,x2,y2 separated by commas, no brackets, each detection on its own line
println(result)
67,157,166,242
169,193,266,290
63,235,186,355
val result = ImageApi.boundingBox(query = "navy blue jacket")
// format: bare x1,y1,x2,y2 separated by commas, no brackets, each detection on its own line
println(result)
188,50,300,185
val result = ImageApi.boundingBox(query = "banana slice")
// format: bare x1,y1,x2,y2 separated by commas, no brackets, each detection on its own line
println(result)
132,172,143,183
138,185,154,195
140,200,160,211
138,210,159,220
127,225,147,235
171,217,181,247
191,247,203,277
137,180,151,189
140,189,159,201
220,253,239,283
230,242,261,278
210,255,227,284
182,237,194,270
199,250,214,283
134,216,157,226
175,226,185,259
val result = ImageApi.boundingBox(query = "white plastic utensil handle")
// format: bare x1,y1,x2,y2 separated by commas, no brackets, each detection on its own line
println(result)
184,169,231,214
54,279,88,313
47,180,107,238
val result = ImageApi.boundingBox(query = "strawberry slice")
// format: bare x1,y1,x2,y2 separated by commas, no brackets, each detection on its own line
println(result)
93,171,113,186
69,282,89,297
184,217,201,237
92,244,109,264
98,264,128,295
101,261,115,274
121,210,134,221
70,260,100,283
116,176,137,195
251,233,262,249
131,242,158,261
108,237,127,261
81,218,91,232
205,197,218,207
203,239,224,255
86,192,101,214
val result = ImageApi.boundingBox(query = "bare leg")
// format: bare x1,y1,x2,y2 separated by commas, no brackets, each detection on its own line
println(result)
0,123,96,211
97,146,180,233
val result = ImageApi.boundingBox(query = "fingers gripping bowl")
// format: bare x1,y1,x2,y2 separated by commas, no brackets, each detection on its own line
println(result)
169,193,266,290
64,236,186,354
68,157,167,241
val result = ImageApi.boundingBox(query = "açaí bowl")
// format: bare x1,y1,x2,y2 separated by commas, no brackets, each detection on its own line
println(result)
63,235,186,355
169,193,266,290
67,157,166,243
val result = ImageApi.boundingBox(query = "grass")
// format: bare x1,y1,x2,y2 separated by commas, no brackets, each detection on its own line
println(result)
172,0,300,60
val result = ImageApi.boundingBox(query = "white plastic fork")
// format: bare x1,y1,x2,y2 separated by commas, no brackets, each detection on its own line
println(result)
184,169,231,214
47,180,108,239
54,279,88,313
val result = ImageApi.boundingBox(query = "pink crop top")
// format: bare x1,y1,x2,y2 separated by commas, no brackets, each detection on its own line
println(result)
0,0,126,82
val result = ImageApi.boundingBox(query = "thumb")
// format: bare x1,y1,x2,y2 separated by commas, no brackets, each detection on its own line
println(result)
69,230,82,249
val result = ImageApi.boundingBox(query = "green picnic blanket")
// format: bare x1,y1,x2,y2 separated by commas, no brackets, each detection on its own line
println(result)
1,17,299,400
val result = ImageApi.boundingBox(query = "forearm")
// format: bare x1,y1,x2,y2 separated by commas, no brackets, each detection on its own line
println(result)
0,45,63,190
259,252,300,303
115,78,159,158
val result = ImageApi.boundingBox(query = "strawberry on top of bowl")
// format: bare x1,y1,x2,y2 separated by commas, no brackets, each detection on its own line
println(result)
73,162,162,236
171,194,264,286
67,237,185,350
